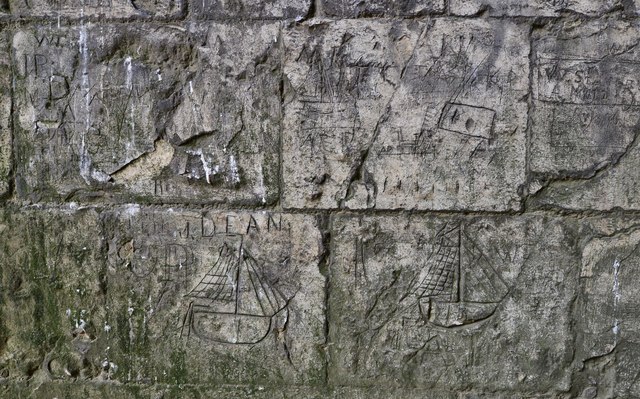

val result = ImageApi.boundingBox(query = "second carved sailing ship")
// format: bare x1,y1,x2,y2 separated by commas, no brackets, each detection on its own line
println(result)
412,223,508,328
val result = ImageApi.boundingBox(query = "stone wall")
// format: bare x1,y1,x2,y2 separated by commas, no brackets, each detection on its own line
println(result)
1,1,640,397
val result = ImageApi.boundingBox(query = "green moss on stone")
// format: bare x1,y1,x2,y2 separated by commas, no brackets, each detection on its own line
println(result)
169,348,188,385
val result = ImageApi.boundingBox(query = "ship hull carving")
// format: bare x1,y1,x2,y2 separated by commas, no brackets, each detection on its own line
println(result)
419,298,499,328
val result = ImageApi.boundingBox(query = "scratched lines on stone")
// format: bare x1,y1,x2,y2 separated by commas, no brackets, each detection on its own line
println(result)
294,60,391,158
180,237,291,345
36,0,114,10
535,57,640,106
410,223,509,330
293,47,501,162
11,0,180,17
533,55,640,166
546,106,629,151
298,100,359,158
354,222,510,355
116,212,293,346
23,35,163,175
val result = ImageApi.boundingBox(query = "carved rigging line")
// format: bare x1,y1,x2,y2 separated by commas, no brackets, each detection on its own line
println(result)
181,239,289,345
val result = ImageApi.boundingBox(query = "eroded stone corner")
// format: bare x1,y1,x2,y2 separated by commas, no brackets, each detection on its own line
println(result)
527,18,640,211
572,217,640,398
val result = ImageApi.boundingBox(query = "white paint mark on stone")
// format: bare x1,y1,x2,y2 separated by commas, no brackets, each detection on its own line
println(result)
76,318,86,330
226,269,237,293
228,154,240,185
186,149,218,184
78,15,92,183
101,359,118,374
613,258,622,342
124,203,140,217
91,169,111,182
256,162,267,203
127,299,135,381
125,57,133,91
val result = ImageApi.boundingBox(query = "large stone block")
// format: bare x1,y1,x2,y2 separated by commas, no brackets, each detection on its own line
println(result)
12,22,281,205
529,19,640,210
282,19,528,211
190,0,311,20
575,219,640,398
0,29,10,198
3,0,182,18
321,0,444,18
0,207,106,383
450,0,619,16
329,214,578,392
100,208,326,385
0,207,326,385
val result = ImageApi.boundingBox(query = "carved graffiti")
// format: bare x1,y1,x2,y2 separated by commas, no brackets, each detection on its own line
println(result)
408,223,508,329
106,210,310,351
181,240,291,344
283,19,528,210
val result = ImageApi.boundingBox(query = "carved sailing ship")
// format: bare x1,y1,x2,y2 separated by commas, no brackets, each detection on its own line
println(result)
181,242,288,344
413,224,508,328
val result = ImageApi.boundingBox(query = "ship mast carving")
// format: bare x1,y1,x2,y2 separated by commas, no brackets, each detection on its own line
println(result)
181,241,289,344
413,223,508,328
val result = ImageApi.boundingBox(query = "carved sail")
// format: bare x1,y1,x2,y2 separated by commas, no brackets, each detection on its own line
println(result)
415,224,508,328
182,243,288,344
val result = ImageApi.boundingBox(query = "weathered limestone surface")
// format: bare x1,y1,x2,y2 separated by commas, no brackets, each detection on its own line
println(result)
0,207,325,386
190,0,311,20
450,0,620,17
529,17,640,211
577,225,640,397
321,0,445,18
330,215,577,391
3,0,182,18
3,1,640,397
13,22,280,205
0,28,9,197
283,18,528,211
